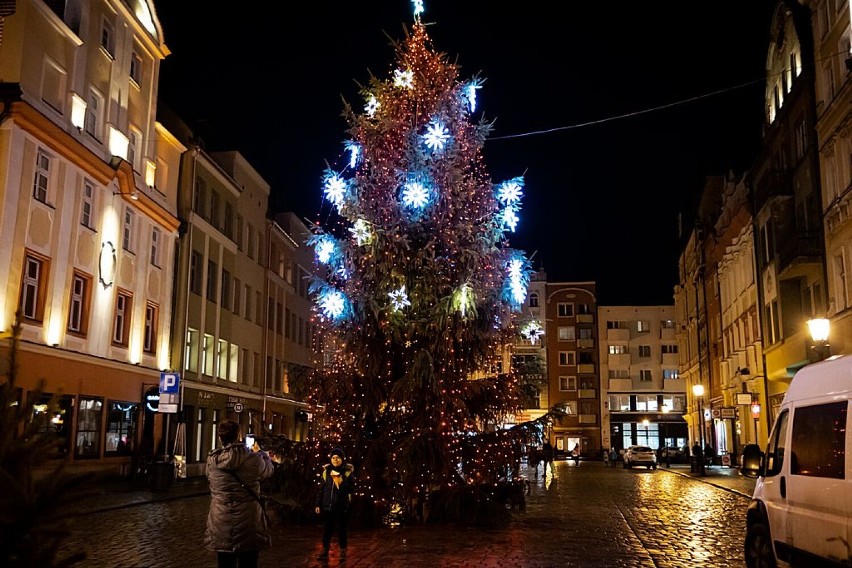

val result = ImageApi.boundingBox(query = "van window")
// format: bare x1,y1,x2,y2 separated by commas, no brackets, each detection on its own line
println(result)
790,401,846,479
765,409,788,477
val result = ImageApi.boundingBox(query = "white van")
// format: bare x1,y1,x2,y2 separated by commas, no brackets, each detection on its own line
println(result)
740,354,852,567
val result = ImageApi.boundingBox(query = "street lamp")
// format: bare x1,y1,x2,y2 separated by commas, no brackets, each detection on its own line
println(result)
641,418,649,446
807,318,830,362
661,404,671,468
692,383,706,476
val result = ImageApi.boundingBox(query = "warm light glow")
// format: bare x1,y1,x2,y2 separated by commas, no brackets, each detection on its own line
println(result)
807,318,830,342
108,125,129,160
661,404,670,414
641,419,650,428
145,160,157,188
71,93,87,129
692,383,704,397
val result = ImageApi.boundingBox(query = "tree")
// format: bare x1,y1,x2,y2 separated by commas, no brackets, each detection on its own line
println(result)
306,13,540,525
0,317,97,567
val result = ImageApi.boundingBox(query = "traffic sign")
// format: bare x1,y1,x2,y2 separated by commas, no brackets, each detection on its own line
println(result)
159,372,180,394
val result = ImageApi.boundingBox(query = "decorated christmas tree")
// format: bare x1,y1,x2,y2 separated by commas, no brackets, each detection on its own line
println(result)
307,2,540,524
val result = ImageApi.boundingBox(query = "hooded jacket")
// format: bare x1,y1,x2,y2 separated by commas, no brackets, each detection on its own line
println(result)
315,462,354,512
204,442,275,553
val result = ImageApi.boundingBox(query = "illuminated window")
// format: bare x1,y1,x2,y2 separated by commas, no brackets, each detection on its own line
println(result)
186,328,198,373
637,320,650,333
128,127,142,171
203,334,214,376
85,88,104,139
608,345,627,355
217,339,227,379
105,401,138,456
229,344,239,382
76,396,103,459
557,326,575,341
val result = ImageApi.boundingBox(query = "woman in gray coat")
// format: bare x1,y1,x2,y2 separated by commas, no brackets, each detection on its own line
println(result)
205,420,275,568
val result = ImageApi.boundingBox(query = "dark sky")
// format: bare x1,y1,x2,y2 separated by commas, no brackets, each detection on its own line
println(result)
153,1,775,306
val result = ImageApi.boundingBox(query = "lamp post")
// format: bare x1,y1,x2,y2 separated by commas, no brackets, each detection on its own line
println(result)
661,404,671,467
750,398,761,444
692,383,706,476
807,318,830,362
641,418,649,446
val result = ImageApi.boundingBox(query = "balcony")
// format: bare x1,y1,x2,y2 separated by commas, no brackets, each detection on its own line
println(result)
577,314,594,324
778,231,822,274
660,327,676,340
578,388,596,399
608,353,630,368
578,414,597,424
577,338,594,348
577,363,595,374
661,353,678,367
609,378,632,391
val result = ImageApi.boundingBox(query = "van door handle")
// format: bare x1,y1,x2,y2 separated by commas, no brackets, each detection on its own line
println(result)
780,476,786,499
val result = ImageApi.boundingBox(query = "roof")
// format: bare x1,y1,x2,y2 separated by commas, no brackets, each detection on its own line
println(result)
785,354,852,404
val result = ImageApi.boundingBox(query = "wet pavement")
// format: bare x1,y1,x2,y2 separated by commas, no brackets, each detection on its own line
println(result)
61,459,756,567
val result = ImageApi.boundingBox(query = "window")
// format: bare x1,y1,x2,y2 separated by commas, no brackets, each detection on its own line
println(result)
210,191,220,231
194,177,207,218
663,369,679,380
189,251,202,295
661,320,675,329
81,180,95,228
529,293,539,308
557,326,575,341
100,18,115,56
217,339,228,379
122,208,135,252
150,227,161,266
638,345,651,357
835,252,849,311
33,149,51,203
608,394,630,412
795,118,808,160
129,51,142,85
235,216,243,250
608,345,627,354
186,329,198,373
558,351,575,366
284,308,291,339
233,278,242,315
790,402,846,478
639,369,652,382
608,369,629,379
112,290,132,345
247,226,255,259
276,303,284,335
20,251,48,322
244,284,251,319
221,269,231,310
606,320,628,329
206,261,218,302
75,397,103,458
557,303,574,317
635,395,658,411
67,272,91,335
128,127,142,171
577,351,593,364
255,291,262,323
104,401,138,456
85,88,104,139
202,334,214,376
228,344,238,382
579,327,593,340
558,376,576,391
661,344,678,354
143,302,158,353
577,303,592,315
224,202,234,240
637,320,650,333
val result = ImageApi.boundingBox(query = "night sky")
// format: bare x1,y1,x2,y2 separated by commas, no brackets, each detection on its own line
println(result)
153,1,776,306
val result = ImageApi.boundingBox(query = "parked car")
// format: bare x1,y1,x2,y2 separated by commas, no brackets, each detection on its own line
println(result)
623,445,656,469
740,354,852,568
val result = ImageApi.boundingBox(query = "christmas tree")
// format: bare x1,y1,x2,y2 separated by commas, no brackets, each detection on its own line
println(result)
307,2,539,524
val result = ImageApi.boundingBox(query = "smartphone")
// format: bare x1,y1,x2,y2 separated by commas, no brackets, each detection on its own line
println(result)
245,435,255,449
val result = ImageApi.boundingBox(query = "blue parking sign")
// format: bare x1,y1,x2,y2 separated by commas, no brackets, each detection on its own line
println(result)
159,372,180,394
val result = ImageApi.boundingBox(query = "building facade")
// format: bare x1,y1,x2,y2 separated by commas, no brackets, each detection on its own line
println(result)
0,0,181,473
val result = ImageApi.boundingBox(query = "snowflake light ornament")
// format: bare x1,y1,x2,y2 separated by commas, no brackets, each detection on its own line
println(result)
520,320,545,344
422,119,450,153
350,219,372,246
401,180,430,209
365,94,380,117
322,170,347,208
496,177,524,205
344,140,361,169
411,0,424,17
463,81,481,113
393,68,414,89
314,235,337,265
502,254,529,310
501,207,519,232
388,286,411,311
317,286,350,322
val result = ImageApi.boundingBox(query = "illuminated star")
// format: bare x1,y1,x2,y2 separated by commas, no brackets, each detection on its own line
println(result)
350,219,372,245
315,236,336,265
393,69,414,89
496,177,524,204
323,171,347,207
521,320,544,344
401,181,429,209
388,286,411,311
319,289,346,319
411,0,424,17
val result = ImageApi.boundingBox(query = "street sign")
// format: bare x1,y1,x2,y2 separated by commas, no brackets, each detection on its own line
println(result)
159,372,180,394
158,393,179,413
234,402,244,413
737,393,753,405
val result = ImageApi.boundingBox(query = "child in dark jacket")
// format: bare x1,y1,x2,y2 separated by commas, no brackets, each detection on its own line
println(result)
315,447,354,561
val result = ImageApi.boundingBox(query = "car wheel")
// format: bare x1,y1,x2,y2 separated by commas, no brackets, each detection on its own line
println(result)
623,460,628,469
744,522,776,568
652,464,657,470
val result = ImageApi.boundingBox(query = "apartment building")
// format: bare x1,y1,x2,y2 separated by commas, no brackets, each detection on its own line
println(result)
543,281,599,457
511,269,548,426
0,0,181,473
598,306,685,454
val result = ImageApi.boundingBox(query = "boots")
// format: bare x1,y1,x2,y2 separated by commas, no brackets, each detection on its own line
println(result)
316,547,329,560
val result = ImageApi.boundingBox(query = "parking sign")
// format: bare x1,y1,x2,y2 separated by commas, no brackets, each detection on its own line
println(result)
159,372,180,394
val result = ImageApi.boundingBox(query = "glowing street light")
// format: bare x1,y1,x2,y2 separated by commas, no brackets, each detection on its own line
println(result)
692,383,706,476
807,318,830,362
661,404,671,468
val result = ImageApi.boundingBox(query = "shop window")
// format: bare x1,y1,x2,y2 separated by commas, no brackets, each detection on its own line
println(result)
75,396,103,459
105,401,138,456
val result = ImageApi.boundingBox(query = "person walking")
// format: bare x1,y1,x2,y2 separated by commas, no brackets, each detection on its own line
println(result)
315,447,355,561
704,442,715,469
205,420,275,568
608,447,618,468
571,443,580,466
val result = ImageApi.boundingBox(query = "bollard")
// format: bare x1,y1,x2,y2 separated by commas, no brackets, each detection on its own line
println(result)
150,461,175,492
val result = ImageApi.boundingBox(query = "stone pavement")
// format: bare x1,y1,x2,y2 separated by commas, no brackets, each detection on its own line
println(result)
62,459,757,567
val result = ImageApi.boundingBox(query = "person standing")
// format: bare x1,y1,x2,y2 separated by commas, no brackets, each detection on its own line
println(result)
541,441,554,474
608,447,618,468
571,443,580,466
315,447,355,561
205,420,275,568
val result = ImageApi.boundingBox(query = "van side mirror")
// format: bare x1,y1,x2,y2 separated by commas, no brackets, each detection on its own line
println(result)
740,444,763,479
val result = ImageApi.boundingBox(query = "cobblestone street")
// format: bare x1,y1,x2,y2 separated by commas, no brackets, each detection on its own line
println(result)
58,459,754,567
